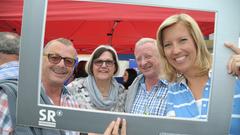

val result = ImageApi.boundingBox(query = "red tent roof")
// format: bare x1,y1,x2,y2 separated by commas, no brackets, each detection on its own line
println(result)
0,0,215,54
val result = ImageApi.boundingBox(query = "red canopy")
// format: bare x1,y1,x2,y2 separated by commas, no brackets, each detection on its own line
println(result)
0,0,215,54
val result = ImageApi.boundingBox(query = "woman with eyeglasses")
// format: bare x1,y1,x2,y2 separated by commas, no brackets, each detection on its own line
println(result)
67,45,126,113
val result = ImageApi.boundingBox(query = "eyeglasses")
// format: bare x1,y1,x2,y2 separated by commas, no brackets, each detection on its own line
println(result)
93,59,115,67
44,53,76,67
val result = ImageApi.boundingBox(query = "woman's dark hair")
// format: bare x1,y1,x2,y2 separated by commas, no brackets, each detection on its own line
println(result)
74,60,88,78
123,68,137,89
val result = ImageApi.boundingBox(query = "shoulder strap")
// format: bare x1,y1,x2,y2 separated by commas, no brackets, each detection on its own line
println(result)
0,79,18,128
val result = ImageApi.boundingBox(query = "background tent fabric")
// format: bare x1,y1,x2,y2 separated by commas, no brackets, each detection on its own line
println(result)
0,0,215,54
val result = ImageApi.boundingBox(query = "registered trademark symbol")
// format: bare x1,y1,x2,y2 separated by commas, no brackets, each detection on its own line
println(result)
56,110,63,117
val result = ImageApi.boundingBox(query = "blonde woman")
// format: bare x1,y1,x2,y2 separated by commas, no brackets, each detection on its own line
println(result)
157,13,239,134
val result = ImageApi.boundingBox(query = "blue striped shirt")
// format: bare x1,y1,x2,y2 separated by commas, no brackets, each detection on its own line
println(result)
131,78,168,115
166,77,240,134
232,79,240,134
0,61,19,80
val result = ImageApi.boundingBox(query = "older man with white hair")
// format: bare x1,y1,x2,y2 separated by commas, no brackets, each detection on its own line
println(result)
125,38,169,116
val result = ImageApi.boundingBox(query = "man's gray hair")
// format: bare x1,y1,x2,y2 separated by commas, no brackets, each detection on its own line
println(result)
135,37,157,48
0,32,20,55
44,38,73,50
43,38,77,58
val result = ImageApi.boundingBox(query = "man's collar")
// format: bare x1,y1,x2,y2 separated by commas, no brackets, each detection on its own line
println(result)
0,61,19,69
140,75,168,86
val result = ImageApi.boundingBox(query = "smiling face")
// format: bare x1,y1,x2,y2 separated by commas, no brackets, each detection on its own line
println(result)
162,22,197,75
92,51,116,81
134,42,161,79
42,41,76,86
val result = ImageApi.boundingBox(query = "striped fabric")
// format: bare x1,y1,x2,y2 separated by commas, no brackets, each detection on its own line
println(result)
131,79,168,116
60,87,80,109
166,77,240,134
0,61,19,134
0,91,13,134
47,86,80,108
47,86,80,135
0,61,19,80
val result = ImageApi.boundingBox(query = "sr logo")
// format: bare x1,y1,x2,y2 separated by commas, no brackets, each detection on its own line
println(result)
39,109,56,122
38,109,57,127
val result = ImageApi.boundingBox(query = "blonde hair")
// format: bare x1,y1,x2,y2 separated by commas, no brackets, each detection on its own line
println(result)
157,14,212,82
85,45,120,76
135,37,157,48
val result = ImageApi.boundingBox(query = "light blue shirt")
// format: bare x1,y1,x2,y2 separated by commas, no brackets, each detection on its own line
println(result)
232,79,240,134
0,61,19,80
166,77,240,134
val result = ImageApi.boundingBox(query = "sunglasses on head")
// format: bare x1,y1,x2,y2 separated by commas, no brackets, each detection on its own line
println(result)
44,53,76,67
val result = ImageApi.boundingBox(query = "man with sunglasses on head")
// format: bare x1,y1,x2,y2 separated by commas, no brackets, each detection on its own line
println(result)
0,32,20,80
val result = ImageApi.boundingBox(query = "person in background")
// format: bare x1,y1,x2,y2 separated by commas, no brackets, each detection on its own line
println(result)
0,32,20,134
75,60,88,78
67,45,126,112
65,60,88,85
122,68,137,90
0,32,20,80
125,38,169,116
157,13,239,134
